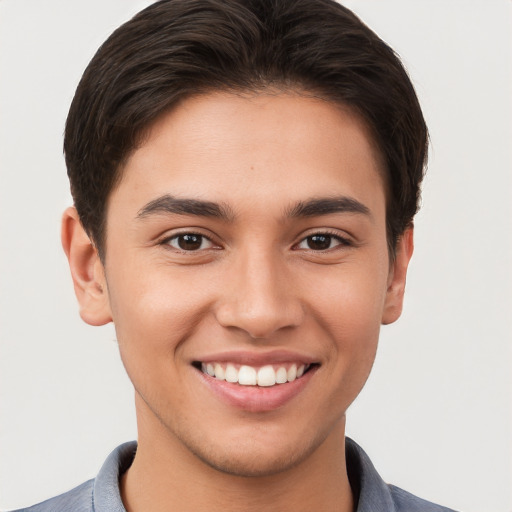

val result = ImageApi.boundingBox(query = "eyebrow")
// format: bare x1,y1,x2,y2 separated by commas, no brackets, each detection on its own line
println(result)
136,194,371,222
285,196,371,218
137,194,234,221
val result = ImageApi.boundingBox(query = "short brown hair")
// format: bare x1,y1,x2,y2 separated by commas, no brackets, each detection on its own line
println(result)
64,0,428,259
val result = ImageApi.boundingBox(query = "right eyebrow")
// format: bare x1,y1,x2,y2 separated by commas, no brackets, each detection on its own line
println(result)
285,196,371,219
136,194,235,222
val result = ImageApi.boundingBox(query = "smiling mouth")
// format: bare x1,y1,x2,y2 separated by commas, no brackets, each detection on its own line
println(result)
193,362,316,387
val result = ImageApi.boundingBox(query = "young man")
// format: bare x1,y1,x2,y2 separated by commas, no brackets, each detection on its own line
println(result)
12,0,457,510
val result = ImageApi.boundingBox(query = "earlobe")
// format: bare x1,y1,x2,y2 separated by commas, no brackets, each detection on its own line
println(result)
381,227,414,325
61,207,113,326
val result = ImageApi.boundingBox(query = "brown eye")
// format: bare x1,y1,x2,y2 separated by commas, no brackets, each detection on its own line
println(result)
178,234,202,250
296,233,350,251
166,233,213,251
307,234,332,250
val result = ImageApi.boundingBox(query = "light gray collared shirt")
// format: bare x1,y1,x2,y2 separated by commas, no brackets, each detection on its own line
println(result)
11,438,458,511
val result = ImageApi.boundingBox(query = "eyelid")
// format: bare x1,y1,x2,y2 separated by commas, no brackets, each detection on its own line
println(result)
156,227,353,252
159,229,221,251
293,229,353,250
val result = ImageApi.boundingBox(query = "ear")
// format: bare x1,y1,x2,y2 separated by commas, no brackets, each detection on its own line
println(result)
61,207,112,326
381,227,414,325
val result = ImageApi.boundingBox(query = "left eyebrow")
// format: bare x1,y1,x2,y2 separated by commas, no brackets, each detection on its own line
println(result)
136,194,234,221
285,196,371,219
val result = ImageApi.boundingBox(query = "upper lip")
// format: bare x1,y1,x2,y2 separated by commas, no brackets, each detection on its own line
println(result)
192,349,318,367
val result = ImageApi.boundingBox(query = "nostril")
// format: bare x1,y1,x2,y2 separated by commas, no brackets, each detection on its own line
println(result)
215,304,305,340
213,275,305,339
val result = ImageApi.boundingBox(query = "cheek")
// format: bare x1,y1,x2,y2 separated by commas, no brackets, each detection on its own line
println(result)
106,265,216,364
313,260,389,337
310,261,389,386
105,270,213,411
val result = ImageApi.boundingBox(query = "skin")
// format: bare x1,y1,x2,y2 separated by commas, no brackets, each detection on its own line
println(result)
62,91,413,512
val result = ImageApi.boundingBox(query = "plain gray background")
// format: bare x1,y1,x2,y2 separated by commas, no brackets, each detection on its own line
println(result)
0,1,511,511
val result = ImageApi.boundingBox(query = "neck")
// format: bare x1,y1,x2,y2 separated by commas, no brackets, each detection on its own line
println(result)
121,401,354,512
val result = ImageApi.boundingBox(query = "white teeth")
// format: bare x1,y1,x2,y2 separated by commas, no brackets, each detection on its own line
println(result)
276,367,288,384
287,364,297,382
200,362,312,386
225,363,238,383
238,365,257,385
257,365,276,387
214,363,225,380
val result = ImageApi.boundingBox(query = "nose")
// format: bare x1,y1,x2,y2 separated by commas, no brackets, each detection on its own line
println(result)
214,249,304,339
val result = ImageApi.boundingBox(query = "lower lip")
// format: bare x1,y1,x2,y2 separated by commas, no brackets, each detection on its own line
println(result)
196,366,318,412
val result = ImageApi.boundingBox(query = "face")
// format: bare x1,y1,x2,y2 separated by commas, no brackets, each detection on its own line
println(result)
65,91,412,477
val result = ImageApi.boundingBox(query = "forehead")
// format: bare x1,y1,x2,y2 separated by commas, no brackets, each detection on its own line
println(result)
111,91,387,219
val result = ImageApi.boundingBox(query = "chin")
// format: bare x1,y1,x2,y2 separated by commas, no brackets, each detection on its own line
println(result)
176,422,331,478
189,442,312,478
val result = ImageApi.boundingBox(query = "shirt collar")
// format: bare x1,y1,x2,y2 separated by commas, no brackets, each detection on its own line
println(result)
93,441,136,512
346,437,397,512
92,438,395,512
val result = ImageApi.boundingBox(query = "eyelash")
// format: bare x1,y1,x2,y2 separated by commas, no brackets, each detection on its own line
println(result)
293,230,352,252
160,230,352,253
161,231,217,252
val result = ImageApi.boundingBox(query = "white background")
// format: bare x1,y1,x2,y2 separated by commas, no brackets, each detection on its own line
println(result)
0,1,510,511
